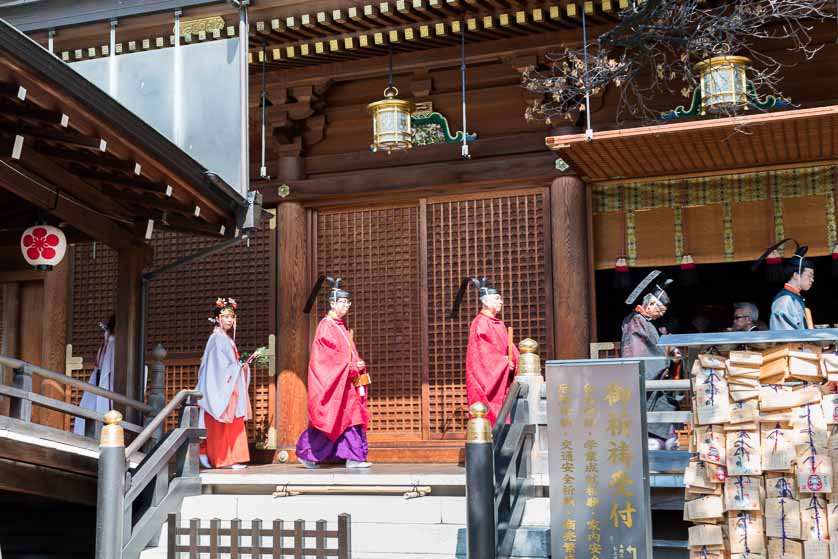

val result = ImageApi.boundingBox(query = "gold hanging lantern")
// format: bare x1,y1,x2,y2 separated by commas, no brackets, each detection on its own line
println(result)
367,85,414,153
694,55,750,115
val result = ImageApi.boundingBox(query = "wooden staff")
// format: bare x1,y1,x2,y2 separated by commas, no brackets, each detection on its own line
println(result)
349,328,371,387
805,308,815,329
507,326,514,362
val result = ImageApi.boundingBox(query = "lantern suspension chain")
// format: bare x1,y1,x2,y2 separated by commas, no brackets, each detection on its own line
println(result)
386,44,396,95
460,17,470,159
260,41,268,178
582,5,593,142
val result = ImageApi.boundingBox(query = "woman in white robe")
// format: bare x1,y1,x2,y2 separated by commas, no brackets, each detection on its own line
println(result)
74,316,115,436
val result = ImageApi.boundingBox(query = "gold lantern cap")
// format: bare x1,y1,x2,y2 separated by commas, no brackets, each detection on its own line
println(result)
366,86,415,113
693,55,751,73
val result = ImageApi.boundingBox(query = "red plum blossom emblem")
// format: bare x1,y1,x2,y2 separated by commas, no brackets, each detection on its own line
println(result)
23,227,60,260
20,224,67,269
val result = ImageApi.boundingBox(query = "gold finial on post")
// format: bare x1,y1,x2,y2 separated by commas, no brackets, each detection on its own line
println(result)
100,410,124,448
516,338,541,376
466,402,492,443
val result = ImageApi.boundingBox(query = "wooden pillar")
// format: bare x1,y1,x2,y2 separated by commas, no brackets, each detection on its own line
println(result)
550,175,593,359
275,154,310,451
38,257,70,428
114,245,144,423
0,282,20,416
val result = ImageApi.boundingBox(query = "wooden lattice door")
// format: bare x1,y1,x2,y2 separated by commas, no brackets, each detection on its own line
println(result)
425,190,552,437
314,189,552,442
315,207,424,438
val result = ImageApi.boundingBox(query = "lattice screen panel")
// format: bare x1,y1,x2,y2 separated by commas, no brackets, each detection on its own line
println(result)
426,192,551,435
145,229,272,354
315,207,423,434
71,226,273,443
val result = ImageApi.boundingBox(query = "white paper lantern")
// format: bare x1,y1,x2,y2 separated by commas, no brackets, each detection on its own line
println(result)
21,224,67,270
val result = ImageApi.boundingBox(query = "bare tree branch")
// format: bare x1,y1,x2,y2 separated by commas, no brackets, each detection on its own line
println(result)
522,0,833,124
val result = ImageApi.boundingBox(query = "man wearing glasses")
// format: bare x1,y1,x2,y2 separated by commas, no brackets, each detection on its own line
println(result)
731,302,763,332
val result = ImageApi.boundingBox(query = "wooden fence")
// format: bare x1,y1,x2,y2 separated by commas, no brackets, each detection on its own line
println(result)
166,514,351,559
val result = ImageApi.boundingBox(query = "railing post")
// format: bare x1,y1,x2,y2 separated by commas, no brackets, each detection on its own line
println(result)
465,402,496,559
176,394,202,479
9,364,32,422
96,410,126,559
146,344,167,450
514,339,548,475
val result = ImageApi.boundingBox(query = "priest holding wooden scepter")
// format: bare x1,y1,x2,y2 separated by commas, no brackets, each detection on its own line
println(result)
296,276,372,469
451,277,519,426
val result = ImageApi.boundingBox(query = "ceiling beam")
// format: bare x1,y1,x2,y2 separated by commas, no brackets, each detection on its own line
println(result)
259,150,558,204
0,157,136,249
10,140,136,222
264,27,592,87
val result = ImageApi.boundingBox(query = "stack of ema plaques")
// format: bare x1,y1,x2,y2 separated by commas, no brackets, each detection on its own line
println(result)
685,344,838,559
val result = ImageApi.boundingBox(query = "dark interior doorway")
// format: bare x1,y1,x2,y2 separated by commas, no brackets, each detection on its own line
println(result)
595,255,838,344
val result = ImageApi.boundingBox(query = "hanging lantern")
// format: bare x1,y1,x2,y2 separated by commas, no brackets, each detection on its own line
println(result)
694,55,750,115
612,256,631,289
21,224,67,270
679,254,699,288
367,86,414,153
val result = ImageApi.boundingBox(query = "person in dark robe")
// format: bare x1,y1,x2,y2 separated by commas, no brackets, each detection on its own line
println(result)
450,277,520,426
620,270,680,450
296,276,371,469
756,239,815,330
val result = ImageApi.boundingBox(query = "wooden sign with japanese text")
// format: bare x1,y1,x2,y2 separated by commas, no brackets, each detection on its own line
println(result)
547,360,653,559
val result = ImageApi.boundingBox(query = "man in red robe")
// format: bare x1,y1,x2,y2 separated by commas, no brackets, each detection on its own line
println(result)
452,277,519,426
296,276,371,469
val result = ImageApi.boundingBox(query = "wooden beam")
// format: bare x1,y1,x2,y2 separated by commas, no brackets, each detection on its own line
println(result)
259,151,558,204
0,435,97,478
104,188,195,216
66,165,169,195
0,121,104,151
0,157,135,249
13,139,136,221
36,142,136,173
302,131,552,176
0,457,96,505
264,27,596,86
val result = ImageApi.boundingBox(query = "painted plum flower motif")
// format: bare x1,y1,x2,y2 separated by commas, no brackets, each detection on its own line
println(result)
23,227,60,260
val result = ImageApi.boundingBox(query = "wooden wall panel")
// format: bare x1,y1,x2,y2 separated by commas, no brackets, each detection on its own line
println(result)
426,191,550,436
593,213,623,270
685,204,725,264
783,195,830,255
315,207,423,435
732,200,773,261
634,208,676,266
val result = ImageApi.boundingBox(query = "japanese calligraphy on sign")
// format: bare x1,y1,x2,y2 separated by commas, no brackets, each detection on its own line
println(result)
547,360,652,559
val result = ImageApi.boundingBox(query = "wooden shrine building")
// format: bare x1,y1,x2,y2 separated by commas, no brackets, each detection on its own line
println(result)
0,10,250,504
0,0,836,464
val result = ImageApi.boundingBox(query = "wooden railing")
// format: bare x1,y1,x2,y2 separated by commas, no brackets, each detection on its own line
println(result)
166,514,352,559
0,354,154,440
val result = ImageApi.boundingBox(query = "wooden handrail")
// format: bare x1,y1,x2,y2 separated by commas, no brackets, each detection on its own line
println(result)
124,389,201,459
0,354,154,414
0,384,144,433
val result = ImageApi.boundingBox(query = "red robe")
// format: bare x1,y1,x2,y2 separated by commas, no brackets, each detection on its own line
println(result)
465,311,520,425
307,315,369,441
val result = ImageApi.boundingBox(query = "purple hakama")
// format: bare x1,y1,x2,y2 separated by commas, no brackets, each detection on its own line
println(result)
295,425,369,463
